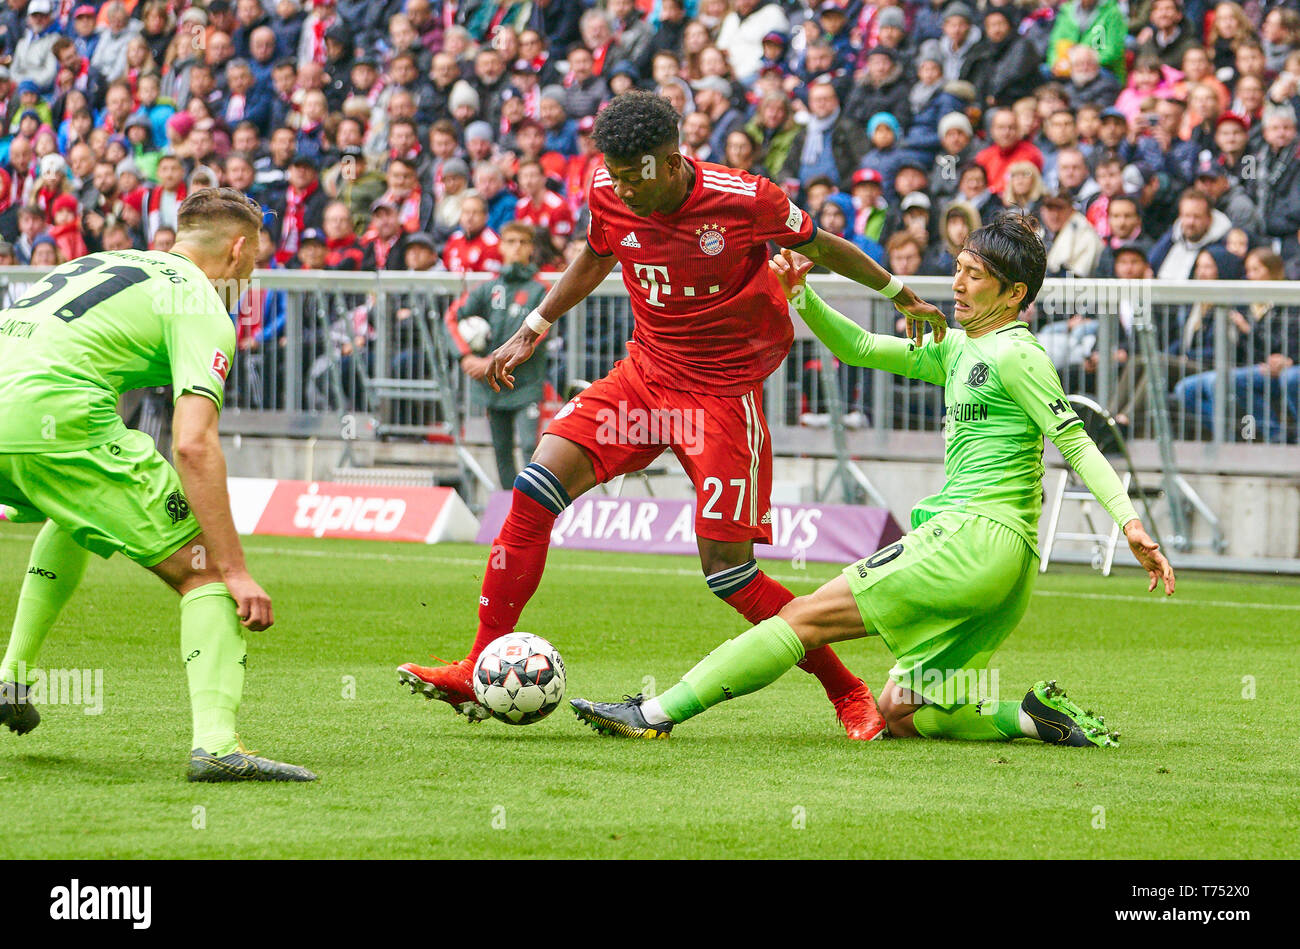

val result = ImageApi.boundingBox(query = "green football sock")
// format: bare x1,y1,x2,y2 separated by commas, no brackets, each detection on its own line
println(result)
657,617,807,724
180,583,247,758
912,699,1025,741
1,521,90,684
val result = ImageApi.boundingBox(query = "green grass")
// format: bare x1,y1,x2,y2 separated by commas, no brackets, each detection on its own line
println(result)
1,524,1297,859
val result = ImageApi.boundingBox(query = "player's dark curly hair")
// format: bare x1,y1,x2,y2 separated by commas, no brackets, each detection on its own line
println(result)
963,212,1047,312
592,91,682,160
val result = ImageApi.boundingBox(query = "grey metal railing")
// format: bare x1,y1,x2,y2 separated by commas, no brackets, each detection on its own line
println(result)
2,267,1298,474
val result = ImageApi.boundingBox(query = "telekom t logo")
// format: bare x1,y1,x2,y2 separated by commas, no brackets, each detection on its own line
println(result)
633,264,670,307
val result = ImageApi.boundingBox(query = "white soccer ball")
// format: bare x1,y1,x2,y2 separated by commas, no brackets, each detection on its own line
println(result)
472,633,567,725
458,315,492,355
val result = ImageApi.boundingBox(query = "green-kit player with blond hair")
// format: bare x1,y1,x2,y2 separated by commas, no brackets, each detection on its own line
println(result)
0,188,316,781
572,214,1176,746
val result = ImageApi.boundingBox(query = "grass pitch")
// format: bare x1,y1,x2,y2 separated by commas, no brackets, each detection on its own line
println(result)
1,524,1297,859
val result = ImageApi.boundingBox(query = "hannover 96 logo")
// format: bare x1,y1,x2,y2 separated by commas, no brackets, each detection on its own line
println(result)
965,362,990,387
165,491,190,523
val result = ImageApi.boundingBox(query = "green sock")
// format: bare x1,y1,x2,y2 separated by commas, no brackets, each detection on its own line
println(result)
1,521,89,684
912,699,1025,741
658,617,807,724
180,583,247,757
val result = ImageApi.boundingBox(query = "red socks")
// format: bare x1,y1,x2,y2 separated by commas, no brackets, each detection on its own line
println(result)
470,469,568,662
711,561,861,702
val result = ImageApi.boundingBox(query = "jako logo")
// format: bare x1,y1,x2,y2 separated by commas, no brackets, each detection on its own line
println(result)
293,484,406,537
27,566,57,579
50,879,151,929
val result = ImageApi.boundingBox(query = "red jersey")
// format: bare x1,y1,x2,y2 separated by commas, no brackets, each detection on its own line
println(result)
587,158,815,395
515,190,574,241
443,227,504,274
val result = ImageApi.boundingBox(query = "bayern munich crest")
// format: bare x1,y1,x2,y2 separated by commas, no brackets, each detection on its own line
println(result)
696,223,726,256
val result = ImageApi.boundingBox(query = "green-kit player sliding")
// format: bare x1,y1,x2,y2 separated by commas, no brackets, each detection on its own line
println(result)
0,188,315,781
572,214,1176,747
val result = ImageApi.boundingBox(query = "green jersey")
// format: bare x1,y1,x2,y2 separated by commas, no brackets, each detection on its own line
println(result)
795,288,1109,551
894,322,1083,548
0,251,235,453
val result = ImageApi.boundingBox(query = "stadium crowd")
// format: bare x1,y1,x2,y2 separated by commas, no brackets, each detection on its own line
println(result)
0,0,1297,440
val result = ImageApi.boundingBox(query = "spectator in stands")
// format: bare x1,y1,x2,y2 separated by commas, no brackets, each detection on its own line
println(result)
1153,188,1233,279
930,112,977,204
924,200,981,277
144,154,187,243
443,193,502,274
977,7,1041,109
151,225,176,252
724,129,762,175
856,111,915,200
691,75,745,159
934,4,986,85
976,106,1044,195
92,2,144,83
1254,104,1300,248
680,108,714,161
1193,154,1263,235
1047,0,1126,82
746,93,799,182
1055,146,1102,210
1065,44,1122,111
1172,245,1248,434
430,157,473,247
904,48,967,155
715,0,788,84
1096,196,1151,275
360,198,408,270
12,0,60,93
469,162,514,238
845,45,911,128
380,155,435,235
539,91,577,157
1041,189,1104,277
322,199,364,269
48,192,86,261
563,44,609,119
1003,160,1046,216
1137,0,1199,71
276,154,328,263
954,161,1006,225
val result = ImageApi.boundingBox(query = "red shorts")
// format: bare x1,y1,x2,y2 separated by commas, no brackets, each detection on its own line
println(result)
545,357,773,544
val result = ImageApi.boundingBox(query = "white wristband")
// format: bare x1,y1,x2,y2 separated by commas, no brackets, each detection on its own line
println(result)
880,274,905,299
524,309,552,335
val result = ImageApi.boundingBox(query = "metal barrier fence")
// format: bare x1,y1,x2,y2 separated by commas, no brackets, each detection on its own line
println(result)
2,266,1298,476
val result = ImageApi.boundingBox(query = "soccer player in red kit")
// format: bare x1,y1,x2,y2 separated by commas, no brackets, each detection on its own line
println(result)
398,92,947,739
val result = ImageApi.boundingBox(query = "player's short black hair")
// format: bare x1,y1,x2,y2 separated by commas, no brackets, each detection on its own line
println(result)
963,212,1046,312
592,91,681,161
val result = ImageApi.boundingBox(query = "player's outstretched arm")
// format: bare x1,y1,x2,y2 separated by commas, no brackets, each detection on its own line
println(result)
1001,347,1176,596
770,249,949,385
798,227,947,346
483,243,618,392
172,394,274,629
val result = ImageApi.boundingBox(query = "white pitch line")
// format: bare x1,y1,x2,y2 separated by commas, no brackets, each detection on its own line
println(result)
2,532,1296,611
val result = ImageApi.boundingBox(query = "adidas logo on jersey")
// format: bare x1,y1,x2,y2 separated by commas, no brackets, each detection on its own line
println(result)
620,232,641,248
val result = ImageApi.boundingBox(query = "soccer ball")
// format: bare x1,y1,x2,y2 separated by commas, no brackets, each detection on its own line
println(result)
472,633,566,725
458,315,492,354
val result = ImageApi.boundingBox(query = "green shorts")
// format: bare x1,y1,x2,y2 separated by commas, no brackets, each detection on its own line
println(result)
0,429,201,567
843,511,1037,709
